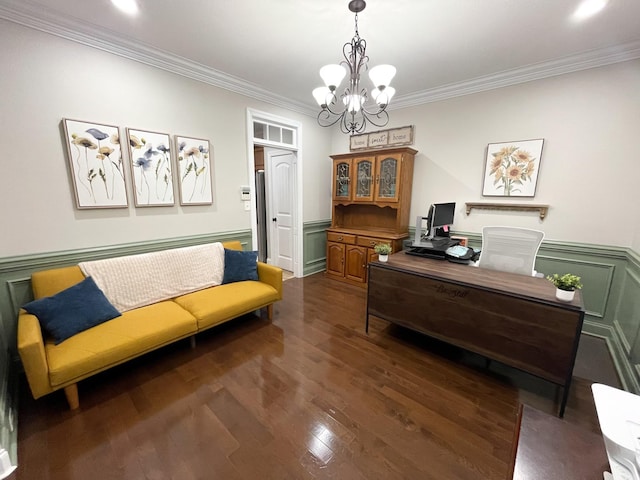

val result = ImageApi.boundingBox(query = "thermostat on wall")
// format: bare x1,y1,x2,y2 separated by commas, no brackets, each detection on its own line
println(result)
240,186,251,201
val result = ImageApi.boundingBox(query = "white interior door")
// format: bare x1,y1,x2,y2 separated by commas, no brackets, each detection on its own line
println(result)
265,148,295,271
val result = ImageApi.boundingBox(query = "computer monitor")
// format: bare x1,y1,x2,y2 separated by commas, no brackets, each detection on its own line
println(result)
426,202,455,239
411,202,456,248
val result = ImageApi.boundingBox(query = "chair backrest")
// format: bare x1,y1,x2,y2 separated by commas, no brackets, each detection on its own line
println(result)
478,226,544,276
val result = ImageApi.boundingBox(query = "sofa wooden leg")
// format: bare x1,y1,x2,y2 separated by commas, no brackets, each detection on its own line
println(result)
267,304,273,322
64,384,79,410
190,335,196,349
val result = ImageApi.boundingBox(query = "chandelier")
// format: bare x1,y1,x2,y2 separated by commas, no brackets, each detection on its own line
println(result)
312,0,396,135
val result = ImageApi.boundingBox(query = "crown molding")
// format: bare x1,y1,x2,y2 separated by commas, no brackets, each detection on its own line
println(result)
0,1,318,117
1,1,639,117
390,40,640,110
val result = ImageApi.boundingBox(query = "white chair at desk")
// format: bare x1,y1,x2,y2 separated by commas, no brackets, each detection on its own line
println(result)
478,226,544,277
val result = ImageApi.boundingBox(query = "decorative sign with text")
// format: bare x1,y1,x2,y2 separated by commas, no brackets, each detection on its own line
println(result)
350,125,414,151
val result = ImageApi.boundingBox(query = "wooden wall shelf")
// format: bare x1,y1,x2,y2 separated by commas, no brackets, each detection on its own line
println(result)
465,202,549,220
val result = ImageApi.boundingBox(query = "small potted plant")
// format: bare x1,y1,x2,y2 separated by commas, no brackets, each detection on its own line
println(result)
374,243,392,262
546,273,583,302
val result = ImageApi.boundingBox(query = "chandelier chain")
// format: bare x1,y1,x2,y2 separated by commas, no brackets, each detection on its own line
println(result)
354,11,359,40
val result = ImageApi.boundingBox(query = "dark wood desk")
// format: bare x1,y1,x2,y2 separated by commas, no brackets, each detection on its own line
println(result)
509,404,609,479
366,254,585,416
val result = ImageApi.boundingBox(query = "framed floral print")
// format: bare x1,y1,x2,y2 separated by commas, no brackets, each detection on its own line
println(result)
62,118,128,208
482,139,544,197
126,128,174,206
175,135,213,205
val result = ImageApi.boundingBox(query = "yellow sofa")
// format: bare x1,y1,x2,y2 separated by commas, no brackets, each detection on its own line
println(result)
17,241,282,409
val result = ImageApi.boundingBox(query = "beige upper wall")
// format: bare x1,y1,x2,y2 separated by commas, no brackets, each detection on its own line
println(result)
2,19,639,257
0,20,333,257
332,59,640,248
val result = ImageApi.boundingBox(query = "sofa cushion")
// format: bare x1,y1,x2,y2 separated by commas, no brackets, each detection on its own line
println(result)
46,301,197,387
174,282,279,330
23,277,121,344
222,249,259,284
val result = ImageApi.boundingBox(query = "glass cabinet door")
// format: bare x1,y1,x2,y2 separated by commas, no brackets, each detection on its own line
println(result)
333,159,352,200
375,155,401,202
354,157,374,202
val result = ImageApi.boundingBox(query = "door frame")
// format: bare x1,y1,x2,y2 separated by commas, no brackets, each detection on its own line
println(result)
246,108,302,278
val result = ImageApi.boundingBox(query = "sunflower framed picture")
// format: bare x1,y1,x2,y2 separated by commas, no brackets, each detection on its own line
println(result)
482,139,544,197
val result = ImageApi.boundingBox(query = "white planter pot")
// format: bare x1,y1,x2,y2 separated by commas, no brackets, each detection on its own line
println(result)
378,254,389,262
555,288,575,302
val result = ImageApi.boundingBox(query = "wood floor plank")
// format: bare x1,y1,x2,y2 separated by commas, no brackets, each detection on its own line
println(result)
10,273,619,480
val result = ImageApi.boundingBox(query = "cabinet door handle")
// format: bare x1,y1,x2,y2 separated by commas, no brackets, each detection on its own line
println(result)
376,175,380,184
272,218,277,222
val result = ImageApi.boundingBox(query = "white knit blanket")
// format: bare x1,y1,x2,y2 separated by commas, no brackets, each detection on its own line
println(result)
79,242,225,312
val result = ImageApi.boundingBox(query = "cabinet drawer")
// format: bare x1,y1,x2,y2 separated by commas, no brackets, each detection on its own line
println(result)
327,232,357,244
357,236,390,249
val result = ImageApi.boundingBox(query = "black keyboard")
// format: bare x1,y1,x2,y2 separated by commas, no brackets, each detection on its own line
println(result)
404,238,459,259
430,237,457,248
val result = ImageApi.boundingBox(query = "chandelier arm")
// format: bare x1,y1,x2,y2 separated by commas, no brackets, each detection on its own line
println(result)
317,109,347,129
322,102,344,117
360,110,390,129
323,87,351,116
342,39,369,83
360,103,388,116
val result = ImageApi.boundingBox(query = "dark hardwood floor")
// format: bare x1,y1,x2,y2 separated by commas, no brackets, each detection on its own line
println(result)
11,273,619,479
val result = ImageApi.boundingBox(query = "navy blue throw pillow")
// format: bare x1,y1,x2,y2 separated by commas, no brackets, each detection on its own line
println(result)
22,276,121,344
222,249,259,284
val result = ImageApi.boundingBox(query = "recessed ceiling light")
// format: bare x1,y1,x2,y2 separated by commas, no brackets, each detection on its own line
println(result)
572,0,609,21
111,0,139,16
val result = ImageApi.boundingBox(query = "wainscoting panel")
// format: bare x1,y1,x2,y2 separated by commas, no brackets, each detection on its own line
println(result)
535,255,615,319
302,220,330,276
7,278,32,320
614,262,640,358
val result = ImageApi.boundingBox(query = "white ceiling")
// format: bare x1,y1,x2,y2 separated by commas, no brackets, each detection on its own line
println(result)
1,0,639,116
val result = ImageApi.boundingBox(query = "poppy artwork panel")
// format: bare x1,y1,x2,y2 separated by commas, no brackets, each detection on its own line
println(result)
482,139,544,197
175,135,213,205
126,128,175,207
62,118,128,208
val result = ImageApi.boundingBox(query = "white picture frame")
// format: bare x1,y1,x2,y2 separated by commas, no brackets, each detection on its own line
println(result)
126,128,175,207
482,139,544,197
175,135,213,205
62,118,128,209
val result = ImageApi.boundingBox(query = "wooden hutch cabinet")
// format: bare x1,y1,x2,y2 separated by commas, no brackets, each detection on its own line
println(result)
326,146,417,285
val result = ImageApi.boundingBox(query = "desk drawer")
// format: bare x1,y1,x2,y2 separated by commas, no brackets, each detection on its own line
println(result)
357,236,390,249
327,232,356,244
